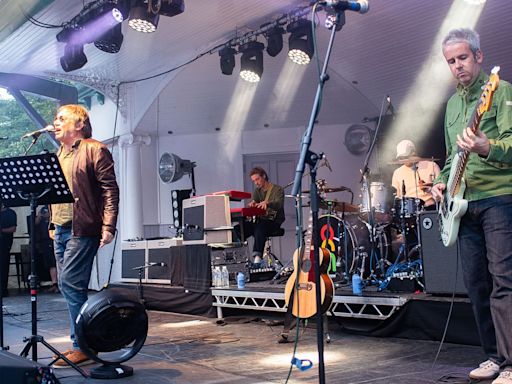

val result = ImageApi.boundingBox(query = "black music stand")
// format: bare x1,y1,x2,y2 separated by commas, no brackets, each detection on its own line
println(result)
0,153,87,377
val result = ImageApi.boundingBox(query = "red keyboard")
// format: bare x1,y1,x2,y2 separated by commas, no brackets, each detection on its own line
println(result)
213,190,252,201
230,207,266,217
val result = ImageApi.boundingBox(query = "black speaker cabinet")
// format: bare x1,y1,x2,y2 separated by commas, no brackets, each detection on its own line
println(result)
0,350,59,383
121,240,147,282
419,211,467,295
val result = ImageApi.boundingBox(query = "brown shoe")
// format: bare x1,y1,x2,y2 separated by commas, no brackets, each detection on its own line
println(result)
53,349,95,368
52,349,73,360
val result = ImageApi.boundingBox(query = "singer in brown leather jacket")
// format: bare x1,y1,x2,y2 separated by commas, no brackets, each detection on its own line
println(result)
50,104,119,368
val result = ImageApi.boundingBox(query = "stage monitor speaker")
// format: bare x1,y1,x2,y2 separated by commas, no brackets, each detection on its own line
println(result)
0,350,60,383
419,211,467,295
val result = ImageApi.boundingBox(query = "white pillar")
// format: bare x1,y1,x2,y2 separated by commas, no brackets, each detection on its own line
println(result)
119,134,151,240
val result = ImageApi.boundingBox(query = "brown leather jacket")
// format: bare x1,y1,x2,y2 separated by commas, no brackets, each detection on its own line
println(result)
66,138,119,237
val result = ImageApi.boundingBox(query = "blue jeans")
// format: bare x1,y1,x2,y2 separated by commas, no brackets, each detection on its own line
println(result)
54,225,100,349
459,195,512,368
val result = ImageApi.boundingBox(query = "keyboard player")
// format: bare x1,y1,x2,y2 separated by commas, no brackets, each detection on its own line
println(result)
236,167,285,267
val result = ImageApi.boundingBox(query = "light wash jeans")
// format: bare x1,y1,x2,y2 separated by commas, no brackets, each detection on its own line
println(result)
54,225,100,349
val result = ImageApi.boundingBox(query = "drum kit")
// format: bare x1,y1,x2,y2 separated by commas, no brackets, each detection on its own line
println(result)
297,155,438,289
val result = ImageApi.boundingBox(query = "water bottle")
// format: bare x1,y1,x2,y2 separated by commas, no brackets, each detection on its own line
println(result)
352,273,363,296
221,266,229,288
213,266,221,287
237,272,246,289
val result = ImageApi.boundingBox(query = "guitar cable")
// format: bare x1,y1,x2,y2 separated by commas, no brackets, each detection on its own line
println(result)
428,240,463,383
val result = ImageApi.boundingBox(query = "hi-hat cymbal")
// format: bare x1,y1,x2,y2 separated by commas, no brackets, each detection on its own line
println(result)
319,199,359,213
390,156,439,165
302,186,348,194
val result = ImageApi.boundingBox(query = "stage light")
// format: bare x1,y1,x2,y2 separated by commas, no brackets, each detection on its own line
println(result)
60,44,88,72
76,289,148,379
219,47,236,75
239,41,265,83
128,1,159,33
94,23,124,53
287,19,314,65
158,153,194,183
265,25,285,57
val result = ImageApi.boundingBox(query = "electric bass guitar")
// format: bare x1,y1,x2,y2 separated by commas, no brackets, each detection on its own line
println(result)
439,66,500,247
284,216,334,318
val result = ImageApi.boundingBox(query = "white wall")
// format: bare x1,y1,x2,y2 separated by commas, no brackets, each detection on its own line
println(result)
142,122,370,227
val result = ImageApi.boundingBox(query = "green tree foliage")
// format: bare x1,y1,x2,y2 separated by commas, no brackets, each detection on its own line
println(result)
0,93,59,158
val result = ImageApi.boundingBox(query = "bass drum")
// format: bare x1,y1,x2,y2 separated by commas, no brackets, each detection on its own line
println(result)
318,215,390,279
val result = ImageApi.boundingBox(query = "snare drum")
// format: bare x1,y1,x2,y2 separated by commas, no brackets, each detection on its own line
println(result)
393,197,424,218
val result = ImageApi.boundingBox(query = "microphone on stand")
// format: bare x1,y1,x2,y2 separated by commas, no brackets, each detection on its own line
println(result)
148,262,167,267
21,125,55,139
386,95,396,119
322,154,333,172
316,0,369,14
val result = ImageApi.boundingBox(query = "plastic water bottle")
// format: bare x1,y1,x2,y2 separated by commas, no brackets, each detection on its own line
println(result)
352,273,363,296
213,266,221,287
221,266,229,288
237,272,246,289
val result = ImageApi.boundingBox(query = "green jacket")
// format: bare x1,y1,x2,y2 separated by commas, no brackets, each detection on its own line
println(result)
436,70,512,201
252,183,285,225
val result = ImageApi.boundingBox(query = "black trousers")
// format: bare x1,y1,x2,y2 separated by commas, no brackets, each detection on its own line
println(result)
239,219,282,256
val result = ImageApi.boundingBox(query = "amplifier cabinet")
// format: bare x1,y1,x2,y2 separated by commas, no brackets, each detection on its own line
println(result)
419,211,467,295
182,195,232,245
121,240,147,283
147,238,174,284
211,244,249,265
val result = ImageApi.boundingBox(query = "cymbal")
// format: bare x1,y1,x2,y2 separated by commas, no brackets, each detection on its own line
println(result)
302,186,348,194
390,156,439,165
319,199,359,213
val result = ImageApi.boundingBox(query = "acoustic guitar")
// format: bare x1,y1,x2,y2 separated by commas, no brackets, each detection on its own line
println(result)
439,66,500,246
284,216,334,318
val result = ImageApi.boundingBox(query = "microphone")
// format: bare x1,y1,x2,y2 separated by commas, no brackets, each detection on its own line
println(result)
148,262,167,267
322,154,333,172
0,137,8,140
21,125,55,139
386,95,395,118
318,0,369,14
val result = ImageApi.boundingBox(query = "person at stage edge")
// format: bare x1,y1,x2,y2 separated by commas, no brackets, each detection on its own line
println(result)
1,203,17,297
49,104,119,368
391,139,440,210
242,167,285,266
432,28,512,384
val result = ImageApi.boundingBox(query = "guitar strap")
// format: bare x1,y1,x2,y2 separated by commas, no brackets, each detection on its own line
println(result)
263,183,274,203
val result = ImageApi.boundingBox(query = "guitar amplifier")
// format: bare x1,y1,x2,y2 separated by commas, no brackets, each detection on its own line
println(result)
182,195,232,245
419,211,467,295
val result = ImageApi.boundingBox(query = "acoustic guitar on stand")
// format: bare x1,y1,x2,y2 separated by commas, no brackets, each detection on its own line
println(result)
439,66,500,247
284,215,334,318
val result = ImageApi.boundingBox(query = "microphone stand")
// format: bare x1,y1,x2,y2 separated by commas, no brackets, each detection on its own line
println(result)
290,10,347,384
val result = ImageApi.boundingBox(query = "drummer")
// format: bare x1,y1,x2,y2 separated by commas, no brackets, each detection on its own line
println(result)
391,139,440,210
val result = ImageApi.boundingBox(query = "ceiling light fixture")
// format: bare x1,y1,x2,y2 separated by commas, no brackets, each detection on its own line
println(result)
219,46,237,75
94,23,124,53
128,0,184,33
239,41,265,83
264,24,285,57
60,44,88,72
287,19,314,65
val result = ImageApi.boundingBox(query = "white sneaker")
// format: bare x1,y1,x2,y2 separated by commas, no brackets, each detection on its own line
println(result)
493,371,512,384
469,359,500,380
